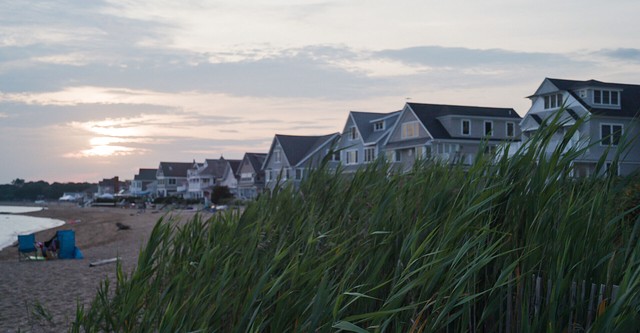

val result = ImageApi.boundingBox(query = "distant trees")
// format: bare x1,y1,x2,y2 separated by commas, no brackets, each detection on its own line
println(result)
0,180,95,201
211,185,233,205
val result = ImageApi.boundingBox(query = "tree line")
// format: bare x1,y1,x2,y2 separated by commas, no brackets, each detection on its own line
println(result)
0,178,96,202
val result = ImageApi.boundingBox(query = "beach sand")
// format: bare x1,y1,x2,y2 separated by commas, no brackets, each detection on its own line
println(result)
0,202,198,332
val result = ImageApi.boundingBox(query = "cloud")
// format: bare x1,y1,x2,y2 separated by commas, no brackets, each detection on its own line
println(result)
596,48,640,63
375,46,585,69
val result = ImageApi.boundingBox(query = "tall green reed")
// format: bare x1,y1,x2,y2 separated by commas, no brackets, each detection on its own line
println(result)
73,108,640,332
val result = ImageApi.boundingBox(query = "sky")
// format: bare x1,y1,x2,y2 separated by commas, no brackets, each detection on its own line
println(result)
1,0,640,184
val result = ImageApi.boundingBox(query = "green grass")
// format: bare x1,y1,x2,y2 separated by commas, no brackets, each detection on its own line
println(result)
72,111,640,332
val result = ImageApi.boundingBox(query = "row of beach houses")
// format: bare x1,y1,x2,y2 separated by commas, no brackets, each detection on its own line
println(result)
104,77,639,202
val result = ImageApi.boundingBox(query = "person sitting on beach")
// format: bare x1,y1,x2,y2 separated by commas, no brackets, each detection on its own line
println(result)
41,234,58,258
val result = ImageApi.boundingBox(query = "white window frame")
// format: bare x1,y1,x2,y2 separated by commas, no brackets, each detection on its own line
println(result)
345,150,358,165
373,121,385,131
605,162,620,176
484,121,494,137
506,122,515,138
543,93,563,110
461,119,471,136
350,126,359,140
295,168,303,180
274,150,281,163
363,147,376,163
593,89,620,106
600,123,623,146
401,121,419,139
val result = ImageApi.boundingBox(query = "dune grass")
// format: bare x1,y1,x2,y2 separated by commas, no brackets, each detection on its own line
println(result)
72,113,640,332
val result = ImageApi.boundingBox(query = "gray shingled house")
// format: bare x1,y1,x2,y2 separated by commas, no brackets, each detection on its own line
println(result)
236,152,267,199
520,78,640,176
263,133,340,190
383,102,522,171
336,110,400,172
156,162,192,197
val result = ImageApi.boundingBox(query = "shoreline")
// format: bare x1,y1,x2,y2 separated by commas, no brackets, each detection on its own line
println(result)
0,203,199,332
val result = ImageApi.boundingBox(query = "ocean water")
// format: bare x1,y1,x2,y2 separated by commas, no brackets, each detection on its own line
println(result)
0,206,66,250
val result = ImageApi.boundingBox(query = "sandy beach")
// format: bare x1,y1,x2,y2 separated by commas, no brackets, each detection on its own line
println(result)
0,203,198,332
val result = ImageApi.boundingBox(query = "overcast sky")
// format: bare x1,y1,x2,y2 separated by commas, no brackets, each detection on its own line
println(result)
1,0,639,184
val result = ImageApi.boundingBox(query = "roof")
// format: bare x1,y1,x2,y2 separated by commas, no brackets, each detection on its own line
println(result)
243,153,267,173
275,133,339,166
134,168,157,181
228,159,241,174
350,110,401,144
158,162,192,177
201,158,230,178
547,78,640,118
406,102,521,140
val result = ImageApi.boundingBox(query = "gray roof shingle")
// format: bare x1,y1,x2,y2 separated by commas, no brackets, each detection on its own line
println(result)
547,78,640,118
275,133,339,166
159,162,192,177
407,102,521,140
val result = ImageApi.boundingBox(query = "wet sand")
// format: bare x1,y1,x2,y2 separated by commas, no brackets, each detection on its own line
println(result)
0,203,199,332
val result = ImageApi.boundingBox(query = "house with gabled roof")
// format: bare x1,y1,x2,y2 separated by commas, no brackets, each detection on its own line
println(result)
336,110,401,172
384,102,521,170
186,157,241,201
131,168,157,197
520,78,640,176
156,162,192,197
236,152,267,199
262,133,340,190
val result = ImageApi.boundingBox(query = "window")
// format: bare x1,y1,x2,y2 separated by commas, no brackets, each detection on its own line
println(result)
284,168,290,180
168,179,176,185
364,147,376,163
345,150,358,165
295,168,303,180
401,121,419,139
373,121,384,131
395,150,401,162
594,89,620,106
350,126,359,140
601,124,623,146
274,150,281,163
484,121,493,136
543,94,563,109
506,122,515,138
461,119,470,135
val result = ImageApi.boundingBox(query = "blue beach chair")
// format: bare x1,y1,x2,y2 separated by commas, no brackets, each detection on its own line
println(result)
56,230,83,259
56,230,76,259
17,233,38,261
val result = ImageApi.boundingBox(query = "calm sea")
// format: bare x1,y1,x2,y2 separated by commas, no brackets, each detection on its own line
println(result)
0,206,65,250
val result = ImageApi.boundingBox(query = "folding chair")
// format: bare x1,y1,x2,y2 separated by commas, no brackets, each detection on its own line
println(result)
17,233,38,261
57,230,76,259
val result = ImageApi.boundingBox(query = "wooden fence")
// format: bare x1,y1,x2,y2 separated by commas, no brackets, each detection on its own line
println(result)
498,274,619,333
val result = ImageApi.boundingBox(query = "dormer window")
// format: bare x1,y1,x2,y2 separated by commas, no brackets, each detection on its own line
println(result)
544,94,563,109
373,121,384,131
350,126,359,140
593,89,620,106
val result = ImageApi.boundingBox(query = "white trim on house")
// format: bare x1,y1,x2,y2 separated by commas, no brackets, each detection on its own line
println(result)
600,123,624,147
401,121,420,139
461,119,471,136
506,121,515,138
344,149,359,165
484,120,494,137
363,146,376,163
